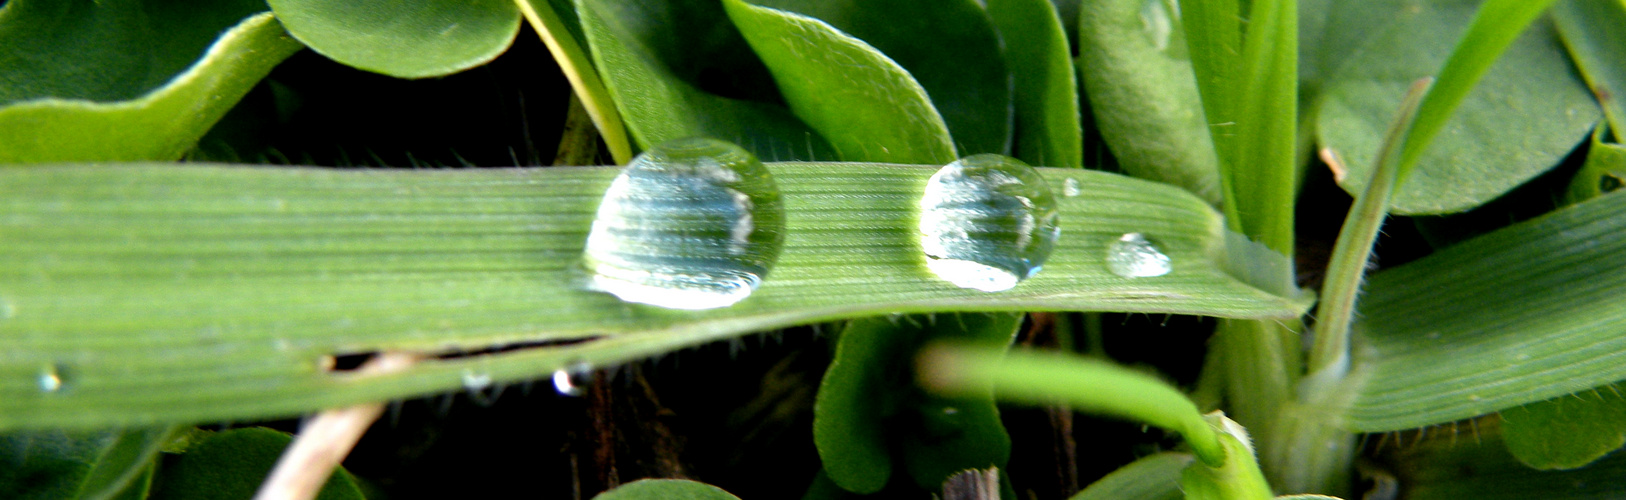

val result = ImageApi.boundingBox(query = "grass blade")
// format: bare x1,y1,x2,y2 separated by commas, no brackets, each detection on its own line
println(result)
0,163,1308,430
515,0,634,163
1349,189,1626,431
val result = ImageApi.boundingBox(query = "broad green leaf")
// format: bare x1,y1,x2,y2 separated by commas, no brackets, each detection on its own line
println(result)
577,0,835,161
988,0,1081,169
1314,0,1598,214
268,0,521,79
918,344,1225,467
0,7,303,163
1348,190,1626,431
1077,0,1222,201
744,0,1012,157
148,427,364,500
814,314,1017,493
1385,417,1626,499
1069,452,1191,500
1501,383,1626,470
0,427,174,500
593,479,740,500
0,163,1306,430
1564,126,1626,204
721,0,955,164
1553,0,1626,134
515,0,633,163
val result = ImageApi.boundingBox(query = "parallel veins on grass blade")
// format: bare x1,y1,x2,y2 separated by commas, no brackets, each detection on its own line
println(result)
1106,233,1173,278
581,138,786,310
918,154,1061,292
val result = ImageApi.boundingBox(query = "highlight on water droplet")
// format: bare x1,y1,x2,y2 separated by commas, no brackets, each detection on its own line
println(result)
37,364,63,393
1106,233,1173,278
461,369,493,391
581,138,786,310
918,154,1061,292
552,361,594,397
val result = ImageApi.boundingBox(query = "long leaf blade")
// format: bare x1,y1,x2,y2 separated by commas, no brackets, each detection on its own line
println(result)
0,163,1308,430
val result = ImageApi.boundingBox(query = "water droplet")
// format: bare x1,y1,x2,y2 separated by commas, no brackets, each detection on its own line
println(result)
37,365,63,393
1063,178,1082,197
942,406,960,415
918,154,1061,292
1105,233,1172,278
582,138,786,310
460,369,493,391
552,361,593,397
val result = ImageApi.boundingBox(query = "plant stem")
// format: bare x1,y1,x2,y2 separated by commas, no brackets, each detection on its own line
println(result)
255,352,419,500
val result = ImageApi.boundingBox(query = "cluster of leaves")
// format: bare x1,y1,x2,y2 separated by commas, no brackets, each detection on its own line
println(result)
4,0,1626,498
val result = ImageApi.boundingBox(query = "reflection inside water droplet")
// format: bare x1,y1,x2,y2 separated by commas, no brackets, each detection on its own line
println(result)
461,369,493,391
581,138,786,310
918,154,1061,292
1106,233,1173,278
552,361,593,397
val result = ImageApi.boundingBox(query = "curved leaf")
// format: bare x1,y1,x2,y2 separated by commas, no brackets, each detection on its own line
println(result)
577,0,834,161
148,427,364,500
0,7,303,163
1314,0,1599,214
741,0,1012,157
268,0,520,79
1070,452,1191,500
1078,0,1222,201
0,162,1307,430
1501,383,1626,470
722,0,954,164
1553,0,1626,133
593,479,740,500
0,427,174,500
987,0,1081,169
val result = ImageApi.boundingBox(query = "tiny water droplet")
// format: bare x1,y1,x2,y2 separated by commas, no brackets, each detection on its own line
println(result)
461,369,493,391
37,365,63,393
1063,178,1082,197
582,138,786,310
942,406,960,415
1105,233,1172,278
552,361,593,397
919,154,1061,292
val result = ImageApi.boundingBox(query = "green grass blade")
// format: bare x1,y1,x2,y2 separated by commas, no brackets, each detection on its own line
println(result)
1227,0,1298,255
988,0,1082,169
515,0,634,164
918,344,1226,467
1348,190,1626,431
1178,0,1242,178
1396,0,1564,186
1553,0,1626,135
0,163,1307,430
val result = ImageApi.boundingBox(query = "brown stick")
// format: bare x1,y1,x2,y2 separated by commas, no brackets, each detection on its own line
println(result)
254,352,420,500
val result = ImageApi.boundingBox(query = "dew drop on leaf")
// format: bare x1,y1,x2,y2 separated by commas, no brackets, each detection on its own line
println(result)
918,154,1061,292
552,361,594,397
1106,233,1173,278
581,138,786,310
1063,178,1082,197
37,364,64,393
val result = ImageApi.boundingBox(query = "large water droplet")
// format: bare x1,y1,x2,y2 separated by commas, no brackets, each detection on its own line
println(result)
919,154,1061,292
552,360,593,397
37,364,64,393
582,138,786,310
1106,233,1173,278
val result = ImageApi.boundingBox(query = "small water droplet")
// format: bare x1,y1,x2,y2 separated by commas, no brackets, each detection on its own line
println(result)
582,138,786,310
461,369,493,391
919,154,1061,292
37,365,63,393
1063,178,1082,197
1105,233,1172,278
942,406,959,415
552,360,593,397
